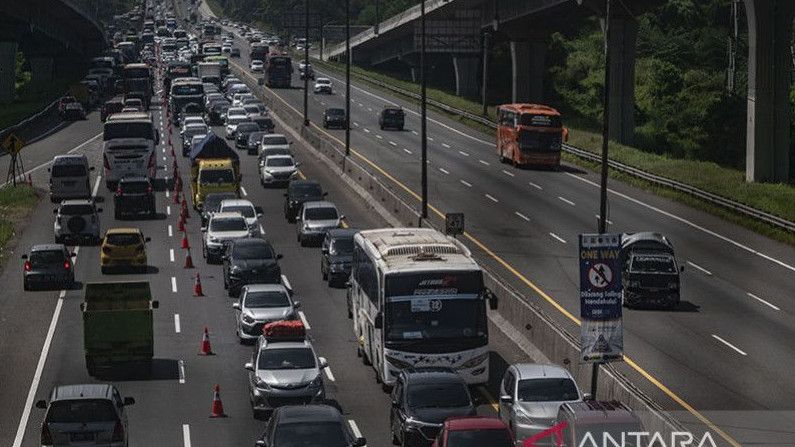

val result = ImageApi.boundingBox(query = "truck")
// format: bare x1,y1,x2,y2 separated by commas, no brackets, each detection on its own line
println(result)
197,61,222,88
189,133,241,209
620,232,683,309
81,281,159,376
266,55,292,88
169,77,204,124
123,63,153,109
249,42,269,63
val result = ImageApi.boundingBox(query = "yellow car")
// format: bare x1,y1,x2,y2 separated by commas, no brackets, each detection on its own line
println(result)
100,228,150,274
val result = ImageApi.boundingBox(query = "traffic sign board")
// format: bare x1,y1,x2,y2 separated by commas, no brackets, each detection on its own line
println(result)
2,134,24,155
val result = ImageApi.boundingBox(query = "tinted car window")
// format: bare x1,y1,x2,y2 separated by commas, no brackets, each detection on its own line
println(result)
210,218,247,232
290,183,322,198
517,378,579,402
46,400,117,423
60,204,95,215
120,181,150,193
222,205,255,218
326,109,344,116
446,429,513,447
630,255,676,273
274,422,348,447
266,158,293,167
407,382,470,409
30,250,65,265
262,136,288,145
51,164,87,177
330,238,353,255
106,234,141,245
232,242,274,259
258,348,315,370
245,291,289,308
237,123,259,133
305,207,337,220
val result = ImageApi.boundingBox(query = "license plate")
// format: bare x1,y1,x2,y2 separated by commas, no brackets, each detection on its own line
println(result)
70,432,95,441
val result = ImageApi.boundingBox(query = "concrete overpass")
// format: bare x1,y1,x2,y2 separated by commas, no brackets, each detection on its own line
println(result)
325,0,794,183
0,0,106,103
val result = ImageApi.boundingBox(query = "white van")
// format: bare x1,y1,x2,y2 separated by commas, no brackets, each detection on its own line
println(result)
49,155,94,202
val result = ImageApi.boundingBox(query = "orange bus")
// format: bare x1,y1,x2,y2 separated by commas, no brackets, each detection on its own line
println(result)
496,104,568,168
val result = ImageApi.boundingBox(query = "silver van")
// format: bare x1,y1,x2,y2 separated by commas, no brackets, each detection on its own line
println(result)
49,155,94,202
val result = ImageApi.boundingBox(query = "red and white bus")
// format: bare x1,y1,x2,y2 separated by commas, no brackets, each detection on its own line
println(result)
496,103,568,168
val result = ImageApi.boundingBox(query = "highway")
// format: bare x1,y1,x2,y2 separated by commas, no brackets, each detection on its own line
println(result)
201,2,795,442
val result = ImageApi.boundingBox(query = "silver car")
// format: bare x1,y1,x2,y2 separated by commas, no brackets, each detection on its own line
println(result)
244,336,328,418
498,363,587,444
233,284,300,342
260,155,299,186
296,201,343,247
54,199,102,245
35,383,134,447
202,212,252,263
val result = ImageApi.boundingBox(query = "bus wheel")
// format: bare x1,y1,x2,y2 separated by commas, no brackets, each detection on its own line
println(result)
498,149,505,163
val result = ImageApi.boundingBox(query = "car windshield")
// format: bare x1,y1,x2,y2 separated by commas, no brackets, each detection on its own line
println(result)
290,183,322,198
245,291,289,308
407,382,471,409
446,429,513,447
383,109,402,117
51,164,87,177
517,378,579,402
274,422,348,447
232,242,274,259
204,194,237,212
45,400,117,423
237,123,259,133
330,238,353,255
227,116,249,125
120,181,150,193
60,204,94,215
105,233,140,246
258,348,315,370
103,121,154,141
210,218,246,232
248,132,266,143
222,205,255,218
244,105,259,114
199,169,234,183
305,207,337,220
327,109,344,116
30,250,64,265
266,158,293,167
262,136,288,145
630,255,677,273
172,84,203,95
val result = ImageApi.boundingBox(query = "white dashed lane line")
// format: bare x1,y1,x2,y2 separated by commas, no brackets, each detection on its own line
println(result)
485,194,499,203
403,148,412,155
171,277,178,293
170,248,175,263
460,180,472,187
183,424,191,447
240,186,248,196
502,170,515,177
595,214,614,225
515,211,530,222
438,168,450,175
712,334,747,356
174,314,181,333
687,261,712,276
549,232,567,244
168,225,173,237
459,151,469,156
747,292,780,311
178,360,186,385
167,205,171,216
411,130,418,135
388,141,397,146
363,128,370,133
298,311,311,329
558,196,575,206
528,181,543,190
348,420,364,442
479,160,490,166
441,143,451,148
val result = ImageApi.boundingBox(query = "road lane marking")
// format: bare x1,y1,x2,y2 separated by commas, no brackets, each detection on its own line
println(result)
358,102,364,107
259,223,265,235
240,186,248,196
479,159,490,166
595,214,614,225
167,205,171,216
168,225,173,237
183,424,191,447
712,334,747,356
428,137,434,142
174,314,181,333
178,360,186,384
363,128,370,133
324,366,336,381
528,181,543,190
411,130,418,135
442,143,451,148
403,148,412,155
438,168,449,175
485,194,499,203
171,276,178,293
460,180,472,187
170,248,175,262
388,141,397,146
166,190,170,198
459,150,469,156
747,292,780,311
558,196,575,206
515,211,530,221
549,232,567,244
348,420,363,439
376,134,383,140
501,169,515,177
687,261,712,276
298,311,311,329
91,176,102,197
367,107,373,112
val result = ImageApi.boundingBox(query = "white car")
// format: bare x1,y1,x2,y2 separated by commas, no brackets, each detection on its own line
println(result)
225,108,250,139
313,78,332,94
181,116,205,132
232,93,256,108
260,155,299,186
219,199,262,236
259,134,292,157
250,60,264,72
202,212,253,264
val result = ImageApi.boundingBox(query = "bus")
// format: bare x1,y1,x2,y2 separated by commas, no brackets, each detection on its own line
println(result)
496,103,568,168
266,55,292,88
169,77,204,123
123,63,153,108
350,228,496,387
102,112,158,189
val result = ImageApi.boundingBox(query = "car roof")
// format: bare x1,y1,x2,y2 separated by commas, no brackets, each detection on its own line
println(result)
403,367,462,384
275,404,343,424
51,384,114,401
119,176,149,183
60,199,94,206
289,180,321,189
244,283,289,294
302,201,336,210
106,227,142,235
327,228,357,239
211,212,246,220
512,363,572,380
444,416,508,431
31,244,66,252
265,154,293,160
220,199,254,208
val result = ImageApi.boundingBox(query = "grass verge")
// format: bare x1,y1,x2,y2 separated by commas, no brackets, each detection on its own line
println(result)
0,185,40,266
311,57,795,245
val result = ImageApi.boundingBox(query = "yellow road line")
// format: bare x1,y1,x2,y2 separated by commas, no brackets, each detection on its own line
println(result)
478,386,500,412
232,61,740,447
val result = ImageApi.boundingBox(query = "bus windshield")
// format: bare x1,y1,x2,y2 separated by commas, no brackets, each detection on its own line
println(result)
124,67,150,79
384,271,484,341
103,122,154,141
519,113,561,128
172,84,203,96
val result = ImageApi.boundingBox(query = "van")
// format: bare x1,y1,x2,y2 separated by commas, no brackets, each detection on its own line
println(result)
195,159,239,209
554,400,645,446
49,155,94,202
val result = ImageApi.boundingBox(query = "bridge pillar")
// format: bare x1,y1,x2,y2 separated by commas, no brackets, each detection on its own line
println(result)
28,56,54,93
510,40,545,104
0,41,18,104
606,16,637,146
452,55,479,98
744,0,794,182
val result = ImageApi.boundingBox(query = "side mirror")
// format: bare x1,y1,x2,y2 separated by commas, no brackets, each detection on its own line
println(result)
145,237,151,242
244,362,254,371
582,393,594,401
257,213,263,218
276,254,283,260
293,301,301,308
486,288,498,310
232,302,240,310
35,400,47,409
151,300,159,309
499,394,513,403
318,357,328,369
374,313,383,329
123,397,135,406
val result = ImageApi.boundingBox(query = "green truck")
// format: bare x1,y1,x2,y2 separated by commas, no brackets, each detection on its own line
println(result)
81,281,159,376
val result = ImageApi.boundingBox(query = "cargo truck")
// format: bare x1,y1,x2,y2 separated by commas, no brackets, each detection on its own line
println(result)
197,61,222,88
188,133,241,209
81,281,159,376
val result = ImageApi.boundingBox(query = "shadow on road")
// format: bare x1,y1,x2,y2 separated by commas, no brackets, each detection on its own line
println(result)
93,358,179,381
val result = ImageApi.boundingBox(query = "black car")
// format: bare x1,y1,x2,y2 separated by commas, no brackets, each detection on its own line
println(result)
321,228,357,286
247,131,267,155
235,122,261,150
256,405,366,447
22,244,76,291
207,100,231,125
101,98,124,122
223,238,283,297
379,106,405,130
250,114,275,133
283,180,326,223
114,177,156,219
323,108,346,129
201,192,239,228
230,47,241,57
390,368,477,447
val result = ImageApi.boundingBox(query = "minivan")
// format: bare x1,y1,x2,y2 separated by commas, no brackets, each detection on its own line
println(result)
49,155,94,202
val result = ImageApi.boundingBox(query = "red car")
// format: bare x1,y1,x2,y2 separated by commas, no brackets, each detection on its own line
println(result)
432,416,514,447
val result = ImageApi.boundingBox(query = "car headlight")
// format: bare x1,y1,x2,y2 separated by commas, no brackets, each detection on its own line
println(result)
309,375,323,387
457,352,489,370
242,313,255,324
385,355,412,369
329,263,345,272
254,376,270,390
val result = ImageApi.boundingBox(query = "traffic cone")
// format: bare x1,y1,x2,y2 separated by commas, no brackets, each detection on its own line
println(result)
184,248,194,269
27,174,32,186
181,230,190,249
199,327,214,355
194,273,204,297
173,184,181,204
181,198,190,218
178,214,186,232
209,384,226,417
175,176,183,193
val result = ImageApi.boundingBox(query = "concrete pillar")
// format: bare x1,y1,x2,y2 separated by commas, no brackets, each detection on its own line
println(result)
744,0,795,182
606,16,638,146
0,41,18,104
28,56,54,93
410,67,418,83
510,40,545,104
452,55,479,98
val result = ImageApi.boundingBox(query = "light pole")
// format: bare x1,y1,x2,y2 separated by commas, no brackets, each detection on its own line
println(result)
303,0,310,126
420,0,428,220
345,0,351,156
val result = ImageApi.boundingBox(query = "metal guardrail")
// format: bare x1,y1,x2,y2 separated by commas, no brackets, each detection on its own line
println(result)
0,97,62,155
330,67,795,234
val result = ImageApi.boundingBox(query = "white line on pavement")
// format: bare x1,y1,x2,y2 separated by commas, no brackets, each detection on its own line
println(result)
259,224,265,235
388,141,397,146
459,151,469,156
170,248,175,262
549,232,567,244
595,214,614,225
298,311,311,329
348,420,363,439
747,292,780,311
167,205,171,216
376,134,383,140
174,314,181,333
687,261,712,276
485,194,499,203
178,360,186,385
171,277,178,293
558,196,575,206
712,334,747,356
358,102,364,107
515,211,530,221
367,107,373,112
168,225,173,237
501,170,515,177
363,128,370,133
166,190,170,198
442,143,451,148
324,366,336,382
353,122,360,127
460,180,472,187
528,181,543,190
241,186,248,196
479,159,490,166
91,176,102,197
439,168,450,175
428,137,434,142
403,148,412,155
411,130,418,135
183,424,191,447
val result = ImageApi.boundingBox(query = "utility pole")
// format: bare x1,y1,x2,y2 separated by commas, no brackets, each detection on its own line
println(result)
303,0,310,126
481,31,490,117
345,0,351,156
375,0,380,35
420,0,428,220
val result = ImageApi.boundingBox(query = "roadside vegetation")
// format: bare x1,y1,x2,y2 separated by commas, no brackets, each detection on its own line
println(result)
0,52,71,130
0,185,39,266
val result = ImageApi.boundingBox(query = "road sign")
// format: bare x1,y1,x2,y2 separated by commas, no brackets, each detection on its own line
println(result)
579,233,623,363
445,213,464,236
2,133,24,155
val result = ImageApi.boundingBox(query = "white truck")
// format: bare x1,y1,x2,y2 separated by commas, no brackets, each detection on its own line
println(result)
197,62,222,88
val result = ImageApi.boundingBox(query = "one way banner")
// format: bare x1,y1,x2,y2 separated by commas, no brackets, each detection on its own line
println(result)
579,234,624,363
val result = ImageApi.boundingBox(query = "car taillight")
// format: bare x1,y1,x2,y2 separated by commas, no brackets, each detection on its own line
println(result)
64,261,71,270
116,187,122,196
23,261,32,272
103,154,110,169
147,185,153,194
41,424,53,445
110,420,124,442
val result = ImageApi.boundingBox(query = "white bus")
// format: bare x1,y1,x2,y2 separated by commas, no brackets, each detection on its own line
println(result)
102,112,159,189
350,228,496,388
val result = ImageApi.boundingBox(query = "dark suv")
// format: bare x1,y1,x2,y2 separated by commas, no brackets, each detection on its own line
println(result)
223,237,283,297
283,180,326,223
235,122,261,150
114,177,156,219
323,108,347,129
379,106,405,130
256,405,365,447
22,244,76,291
320,228,357,286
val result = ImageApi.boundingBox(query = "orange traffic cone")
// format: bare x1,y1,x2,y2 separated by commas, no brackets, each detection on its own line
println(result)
178,214,186,232
175,176,183,193
199,327,214,355
209,384,226,417
184,249,194,269
194,273,204,297
181,230,190,249
173,186,181,204
181,198,190,218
